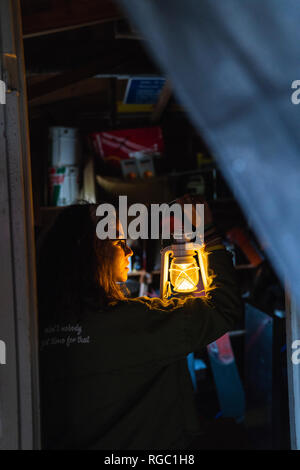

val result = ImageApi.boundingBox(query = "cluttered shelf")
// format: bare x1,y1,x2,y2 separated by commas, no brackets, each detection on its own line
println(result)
96,172,235,206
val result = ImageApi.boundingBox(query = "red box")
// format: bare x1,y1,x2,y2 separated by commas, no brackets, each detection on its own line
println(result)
89,127,164,168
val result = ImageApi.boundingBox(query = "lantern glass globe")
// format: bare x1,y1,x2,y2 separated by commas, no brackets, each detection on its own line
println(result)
169,255,200,293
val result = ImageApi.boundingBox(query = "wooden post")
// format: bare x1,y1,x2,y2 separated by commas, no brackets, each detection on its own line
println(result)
0,0,40,449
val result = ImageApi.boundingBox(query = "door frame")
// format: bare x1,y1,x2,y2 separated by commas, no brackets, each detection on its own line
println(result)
0,0,40,449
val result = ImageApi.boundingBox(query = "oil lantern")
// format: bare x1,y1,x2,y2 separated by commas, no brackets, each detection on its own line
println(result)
160,240,207,300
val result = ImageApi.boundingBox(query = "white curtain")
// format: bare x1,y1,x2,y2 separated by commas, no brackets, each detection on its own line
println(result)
119,0,300,308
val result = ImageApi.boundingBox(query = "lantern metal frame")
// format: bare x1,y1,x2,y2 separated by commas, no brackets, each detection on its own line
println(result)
160,242,208,300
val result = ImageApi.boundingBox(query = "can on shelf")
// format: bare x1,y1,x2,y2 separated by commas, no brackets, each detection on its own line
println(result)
48,166,79,206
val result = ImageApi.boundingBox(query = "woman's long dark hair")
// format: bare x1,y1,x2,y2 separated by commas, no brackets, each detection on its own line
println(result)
37,203,127,323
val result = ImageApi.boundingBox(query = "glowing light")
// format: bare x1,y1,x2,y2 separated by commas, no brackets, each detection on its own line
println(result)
169,256,200,293
176,278,196,291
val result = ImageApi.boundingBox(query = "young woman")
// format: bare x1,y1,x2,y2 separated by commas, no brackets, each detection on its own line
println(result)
37,200,243,450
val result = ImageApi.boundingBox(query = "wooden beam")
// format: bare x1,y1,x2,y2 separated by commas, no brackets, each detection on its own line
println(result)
28,60,105,104
150,80,172,123
21,0,123,38
27,77,110,107
27,46,137,104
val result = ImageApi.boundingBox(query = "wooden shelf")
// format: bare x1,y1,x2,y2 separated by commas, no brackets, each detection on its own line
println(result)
128,270,146,277
128,269,160,276
96,173,173,204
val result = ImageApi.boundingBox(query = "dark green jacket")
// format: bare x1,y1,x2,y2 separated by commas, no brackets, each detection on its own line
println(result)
39,248,243,449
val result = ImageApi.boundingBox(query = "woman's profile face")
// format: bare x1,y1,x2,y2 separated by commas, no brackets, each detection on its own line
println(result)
110,222,133,282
